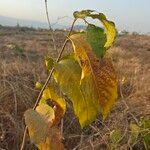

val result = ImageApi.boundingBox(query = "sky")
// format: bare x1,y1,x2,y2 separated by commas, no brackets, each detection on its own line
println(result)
0,0,150,33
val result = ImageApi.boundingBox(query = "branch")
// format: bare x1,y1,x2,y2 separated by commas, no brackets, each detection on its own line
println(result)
20,19,76,150
45,0,57,54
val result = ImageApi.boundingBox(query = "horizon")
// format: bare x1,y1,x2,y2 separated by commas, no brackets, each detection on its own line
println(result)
0,0,150,33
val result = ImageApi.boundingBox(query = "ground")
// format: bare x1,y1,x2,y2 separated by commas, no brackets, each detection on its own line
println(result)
0,26,149,150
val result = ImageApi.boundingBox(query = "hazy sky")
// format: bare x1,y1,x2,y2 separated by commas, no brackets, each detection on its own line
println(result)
0,0,150,33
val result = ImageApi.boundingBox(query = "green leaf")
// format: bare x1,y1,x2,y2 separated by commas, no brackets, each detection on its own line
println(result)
45,56,54,70
86,24,106,58
53,56,100,128
128,123,140,146
140,117,150,150
110,129,122,144
69,34,118,119
73,10,116,52
89,13,116,50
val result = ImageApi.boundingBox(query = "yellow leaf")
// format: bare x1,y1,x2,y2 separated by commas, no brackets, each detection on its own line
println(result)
24,109,49,145
45,56,54,71
25,105,64,150
73,10,116,50
69,33,118,119
39,86,66,124
35,82,42,90
90,13,116,49
37,127,64,150
36,104,55,125
53,57,100,128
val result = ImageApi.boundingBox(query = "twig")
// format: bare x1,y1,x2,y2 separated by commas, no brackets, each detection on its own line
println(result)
20,19,76,150
51,16,69,27
45,0,57,54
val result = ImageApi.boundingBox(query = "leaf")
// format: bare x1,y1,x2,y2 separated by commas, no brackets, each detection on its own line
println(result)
39,86,66,125
53,57,100,128
73,10,94,19
110,129,122,144
36,104,55,124
140,117,150,150
25,109,49,144
25,105,64,150
69,33,118,119
35,82,42,90
37,127,64,150
73,10,116,51
128,123,140,146
90,13,116,49
45,56,54,70
86,24,107,58
24,104,55,144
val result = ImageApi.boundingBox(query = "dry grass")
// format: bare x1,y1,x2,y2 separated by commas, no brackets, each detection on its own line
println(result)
0,27,149,150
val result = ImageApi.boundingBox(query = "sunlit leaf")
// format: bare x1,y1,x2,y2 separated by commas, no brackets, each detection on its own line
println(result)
90,13,116,49
69,33,118,119
53,57,100,128
73,10,116,51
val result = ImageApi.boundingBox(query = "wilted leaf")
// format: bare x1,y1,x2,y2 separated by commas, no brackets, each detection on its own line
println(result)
53,57,100,128
128,123,140,146
69,33,118,119
25,109,49,144
25,105,64,150
37,127,64,150
39,86,66,125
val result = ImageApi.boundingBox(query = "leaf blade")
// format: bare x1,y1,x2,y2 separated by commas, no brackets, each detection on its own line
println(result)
53,57,100,128
69,33,118,119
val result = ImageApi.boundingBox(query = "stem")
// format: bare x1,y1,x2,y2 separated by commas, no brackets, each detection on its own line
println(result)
45,0,57,54
20,19,76,150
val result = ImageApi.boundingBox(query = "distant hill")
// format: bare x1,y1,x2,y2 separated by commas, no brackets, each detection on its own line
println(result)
67,25,86,31
0,15,66,29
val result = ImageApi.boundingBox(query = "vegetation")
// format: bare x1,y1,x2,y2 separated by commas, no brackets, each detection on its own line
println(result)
0,7,149,150
22,10,118,149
